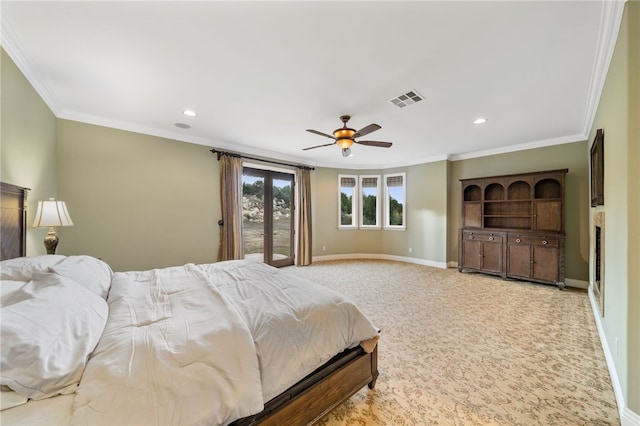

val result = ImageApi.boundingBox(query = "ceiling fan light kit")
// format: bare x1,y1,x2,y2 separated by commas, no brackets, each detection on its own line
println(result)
304,115,392,157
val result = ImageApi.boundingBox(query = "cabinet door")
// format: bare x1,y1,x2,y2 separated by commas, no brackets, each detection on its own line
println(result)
463,202,482,228
481,242,502,274
534,200,562,231
532,245,559,282
462,239,482,270
507,244,531,279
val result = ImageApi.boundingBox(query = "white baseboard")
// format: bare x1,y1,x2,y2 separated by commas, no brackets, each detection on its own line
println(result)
565,278,589,290
622,408,640,426
588,285,640,426
312,253,448,269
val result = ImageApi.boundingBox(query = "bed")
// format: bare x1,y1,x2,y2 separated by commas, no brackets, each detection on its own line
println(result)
0,183,379,425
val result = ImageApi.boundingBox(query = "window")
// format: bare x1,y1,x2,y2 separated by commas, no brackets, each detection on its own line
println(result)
360,175,380,228
338,175,357,229
384,173,406,230
338,173,406,230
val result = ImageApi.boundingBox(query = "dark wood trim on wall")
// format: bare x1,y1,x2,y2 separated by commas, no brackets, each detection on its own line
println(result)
590,129,604,207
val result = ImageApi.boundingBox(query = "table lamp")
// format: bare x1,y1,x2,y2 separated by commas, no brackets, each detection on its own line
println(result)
32,198,74,254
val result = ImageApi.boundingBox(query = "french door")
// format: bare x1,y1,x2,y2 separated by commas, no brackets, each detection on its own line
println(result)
242,167,294,267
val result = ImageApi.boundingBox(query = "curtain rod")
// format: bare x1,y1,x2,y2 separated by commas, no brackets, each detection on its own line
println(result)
210,148,315,171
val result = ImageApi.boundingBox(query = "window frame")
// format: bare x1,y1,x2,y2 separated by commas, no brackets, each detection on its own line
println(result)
359,175,381,229
384,172,406,230
338,174,358,229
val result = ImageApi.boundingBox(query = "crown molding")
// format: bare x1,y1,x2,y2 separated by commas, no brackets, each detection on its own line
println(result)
0,20,62,116
57,109,318,167
581,0,627,137
448,133,586,162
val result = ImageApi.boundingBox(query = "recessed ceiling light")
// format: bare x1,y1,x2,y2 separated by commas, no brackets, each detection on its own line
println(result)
183,109,197,117
473,118,488,124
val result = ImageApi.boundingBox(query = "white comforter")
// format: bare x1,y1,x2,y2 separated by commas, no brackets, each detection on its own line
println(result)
1,257,379,426
199,260,380,402
70,263,264,426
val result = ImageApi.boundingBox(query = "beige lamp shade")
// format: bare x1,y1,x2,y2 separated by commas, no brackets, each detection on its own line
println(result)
32,198,74,228
32,198,73,255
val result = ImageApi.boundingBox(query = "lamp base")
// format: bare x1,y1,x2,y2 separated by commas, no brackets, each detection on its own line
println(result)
44,227,59,255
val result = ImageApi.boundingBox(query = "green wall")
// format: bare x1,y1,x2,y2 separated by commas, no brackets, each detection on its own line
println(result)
56,120,221,271
588,0,639,416
1,50,58,256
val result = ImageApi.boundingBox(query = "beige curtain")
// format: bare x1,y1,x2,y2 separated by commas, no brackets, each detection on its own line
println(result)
218,155,244,261
295,168,312,266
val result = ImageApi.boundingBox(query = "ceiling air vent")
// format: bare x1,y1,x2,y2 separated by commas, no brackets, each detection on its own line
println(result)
389,90,424,109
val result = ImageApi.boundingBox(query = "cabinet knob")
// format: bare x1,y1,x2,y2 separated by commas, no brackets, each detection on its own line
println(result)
542,240,548,245
469,235,474,239
489,236,494,241
516,238,521,243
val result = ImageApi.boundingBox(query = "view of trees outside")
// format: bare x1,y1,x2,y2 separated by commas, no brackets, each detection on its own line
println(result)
341,185,403,227
242,175,292,258
388,186,403,226
361,190,377,225
340,190,354,225
242,176,265,256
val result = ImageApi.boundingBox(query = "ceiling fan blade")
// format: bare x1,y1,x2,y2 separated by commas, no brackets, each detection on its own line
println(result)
302,141,336,151
355,140,393,148
306,129,335,139
353,123,381,138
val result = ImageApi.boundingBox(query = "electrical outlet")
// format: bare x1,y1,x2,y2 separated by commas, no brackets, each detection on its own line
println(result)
322,246,326,252
409,247,412,253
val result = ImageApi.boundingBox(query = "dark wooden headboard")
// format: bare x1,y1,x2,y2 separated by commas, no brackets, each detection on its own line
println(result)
1,182,30,260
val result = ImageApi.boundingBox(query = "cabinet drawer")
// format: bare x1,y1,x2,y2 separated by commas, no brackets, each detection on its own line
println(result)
463,231,503,242
508,234,559,247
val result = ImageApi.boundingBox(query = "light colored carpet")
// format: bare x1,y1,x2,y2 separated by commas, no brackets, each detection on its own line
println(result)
284,260,620,426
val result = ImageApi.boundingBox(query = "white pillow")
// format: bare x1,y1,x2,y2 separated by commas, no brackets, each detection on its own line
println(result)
0,272,108,400
48,255,113,299
0,255,66,281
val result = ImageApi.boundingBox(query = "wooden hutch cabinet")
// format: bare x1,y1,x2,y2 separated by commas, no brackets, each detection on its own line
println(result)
458,169,568,288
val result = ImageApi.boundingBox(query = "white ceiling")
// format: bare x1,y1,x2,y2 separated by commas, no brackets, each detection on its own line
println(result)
1,1,622,169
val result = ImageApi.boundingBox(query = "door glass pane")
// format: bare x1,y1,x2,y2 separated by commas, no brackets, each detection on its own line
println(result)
272,177,292,262
242,174,264,260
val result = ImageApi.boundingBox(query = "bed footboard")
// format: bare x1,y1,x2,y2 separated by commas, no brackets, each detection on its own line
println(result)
232,344,378,426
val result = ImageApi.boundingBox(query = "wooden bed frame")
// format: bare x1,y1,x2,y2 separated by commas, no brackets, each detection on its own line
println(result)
232,345,378,425
1,182,30,261
0,181,379,425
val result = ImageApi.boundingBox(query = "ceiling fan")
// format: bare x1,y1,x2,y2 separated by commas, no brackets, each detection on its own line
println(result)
304,115,393,157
